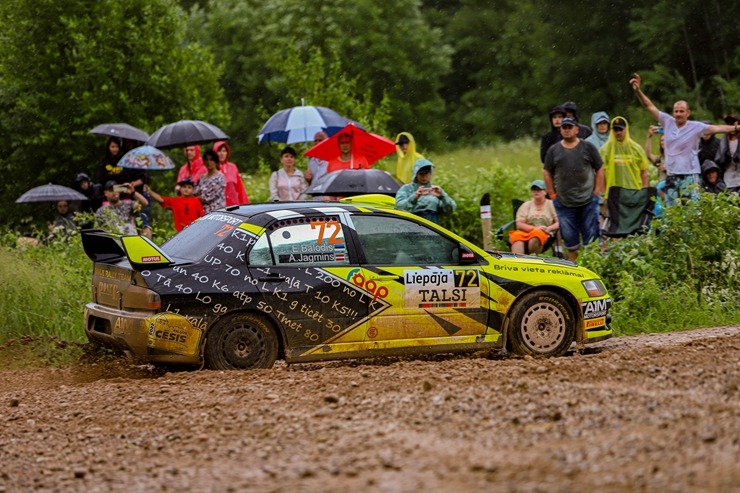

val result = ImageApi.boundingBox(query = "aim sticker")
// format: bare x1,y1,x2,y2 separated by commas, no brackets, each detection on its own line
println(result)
404,269,481,309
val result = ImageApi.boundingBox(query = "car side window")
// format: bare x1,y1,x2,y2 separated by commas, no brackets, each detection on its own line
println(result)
249,216,350,266
351,214,458,265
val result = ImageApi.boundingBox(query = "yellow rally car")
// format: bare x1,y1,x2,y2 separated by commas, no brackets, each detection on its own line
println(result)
82,195,612,370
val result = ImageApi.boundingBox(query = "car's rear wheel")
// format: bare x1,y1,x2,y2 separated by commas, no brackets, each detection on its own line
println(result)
204,313,278,370
508,290,575,357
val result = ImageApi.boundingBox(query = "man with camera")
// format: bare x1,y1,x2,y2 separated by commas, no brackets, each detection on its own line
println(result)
94,180,149,235
630,73,740,206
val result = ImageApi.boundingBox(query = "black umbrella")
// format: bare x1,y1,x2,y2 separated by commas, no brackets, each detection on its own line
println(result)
90,123,149,142
306,169,401,197
147,120,229,149
16,183,88,203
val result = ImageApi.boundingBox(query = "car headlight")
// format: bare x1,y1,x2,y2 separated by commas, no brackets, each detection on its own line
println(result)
582,279,607,297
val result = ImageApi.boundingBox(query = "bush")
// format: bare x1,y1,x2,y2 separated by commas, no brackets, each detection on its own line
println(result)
0,232,90,343
579,192,740,334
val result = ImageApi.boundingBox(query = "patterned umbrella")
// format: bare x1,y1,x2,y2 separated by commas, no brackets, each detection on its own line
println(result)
258,105,360,144
118,145,175,170
147,120,229,149
16,184,88,203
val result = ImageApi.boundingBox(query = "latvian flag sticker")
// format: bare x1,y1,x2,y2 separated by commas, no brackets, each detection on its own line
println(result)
334,243,346,261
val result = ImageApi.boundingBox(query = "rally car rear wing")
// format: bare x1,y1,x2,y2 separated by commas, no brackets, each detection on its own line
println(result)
81,229,174,270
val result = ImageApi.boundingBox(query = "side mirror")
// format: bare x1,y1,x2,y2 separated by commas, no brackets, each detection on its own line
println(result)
458,244,477,265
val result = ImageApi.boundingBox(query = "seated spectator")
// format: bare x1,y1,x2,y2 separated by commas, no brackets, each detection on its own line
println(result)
395,159,456,224
700,160,726,194
508,180,559,255
48,200,77,239
146,179,205,231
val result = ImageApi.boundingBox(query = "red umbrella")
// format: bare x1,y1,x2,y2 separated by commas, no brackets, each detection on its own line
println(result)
304,122,396,167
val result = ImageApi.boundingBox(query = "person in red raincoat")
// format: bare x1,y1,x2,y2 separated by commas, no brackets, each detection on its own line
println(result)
213,141,249,206
176,145,206,193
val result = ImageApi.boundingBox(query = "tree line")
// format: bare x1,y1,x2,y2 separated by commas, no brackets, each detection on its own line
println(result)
1,0,738,225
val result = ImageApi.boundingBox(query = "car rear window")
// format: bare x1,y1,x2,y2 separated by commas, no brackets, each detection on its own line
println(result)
160,215,243,261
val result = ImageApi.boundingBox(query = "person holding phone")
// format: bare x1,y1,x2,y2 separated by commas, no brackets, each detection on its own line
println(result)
395,159,456,224
94,180,148,235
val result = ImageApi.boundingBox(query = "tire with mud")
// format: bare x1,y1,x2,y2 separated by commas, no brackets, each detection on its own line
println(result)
508,290,575,357
204,313,278,370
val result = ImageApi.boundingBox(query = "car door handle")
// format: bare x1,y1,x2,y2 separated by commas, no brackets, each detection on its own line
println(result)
369,274,399,280
258,274,286,282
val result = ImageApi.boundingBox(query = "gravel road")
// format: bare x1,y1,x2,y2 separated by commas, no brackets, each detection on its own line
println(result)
1,326,738,493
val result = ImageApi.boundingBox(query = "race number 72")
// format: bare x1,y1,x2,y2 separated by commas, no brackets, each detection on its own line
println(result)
311,220,342,244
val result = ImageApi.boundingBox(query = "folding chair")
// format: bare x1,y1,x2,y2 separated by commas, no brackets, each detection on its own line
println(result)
495,199,562,257
601,186,657,238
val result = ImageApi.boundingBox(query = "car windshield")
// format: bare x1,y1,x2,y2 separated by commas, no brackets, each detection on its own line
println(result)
160,215,243,262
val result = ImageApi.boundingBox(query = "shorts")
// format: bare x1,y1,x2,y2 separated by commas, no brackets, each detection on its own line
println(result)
664,174,700,207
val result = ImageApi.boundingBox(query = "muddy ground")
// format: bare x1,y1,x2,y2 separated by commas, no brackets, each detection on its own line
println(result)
0,326,738,493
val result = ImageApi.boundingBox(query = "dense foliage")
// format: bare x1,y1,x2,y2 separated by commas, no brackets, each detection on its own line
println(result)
1,0,738,230
0,0,228,224
580,192,740,334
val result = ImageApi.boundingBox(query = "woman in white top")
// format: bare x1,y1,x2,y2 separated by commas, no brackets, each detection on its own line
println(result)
269,146,308,201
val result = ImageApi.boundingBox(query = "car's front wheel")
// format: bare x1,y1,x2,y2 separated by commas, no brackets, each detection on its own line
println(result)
508,290,575,357
204,313,278,370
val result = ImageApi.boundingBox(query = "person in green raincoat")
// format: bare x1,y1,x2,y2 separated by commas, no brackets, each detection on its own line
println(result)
395,159,456,224
395,132,424,183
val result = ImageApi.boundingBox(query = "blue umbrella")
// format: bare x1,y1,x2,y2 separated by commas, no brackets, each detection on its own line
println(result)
118,145,175,170
258,105,362,144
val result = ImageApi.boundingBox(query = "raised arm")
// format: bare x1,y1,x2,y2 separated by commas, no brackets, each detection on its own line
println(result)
630,73,660,121
144,185,165,204
645,127,660,164
706,122,740,136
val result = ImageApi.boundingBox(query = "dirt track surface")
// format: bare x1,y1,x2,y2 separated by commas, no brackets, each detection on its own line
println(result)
1,326,738,493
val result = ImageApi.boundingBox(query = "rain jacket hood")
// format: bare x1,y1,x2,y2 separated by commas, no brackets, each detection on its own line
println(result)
548,106,566,129
213,141,231,162
561,101,580,120
700,159,727,193
212,140,249,205
177,145,206,185
395,132,424,183
412,158,434,182
585,111,611,150
600,116,649,197
701,159,721,176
